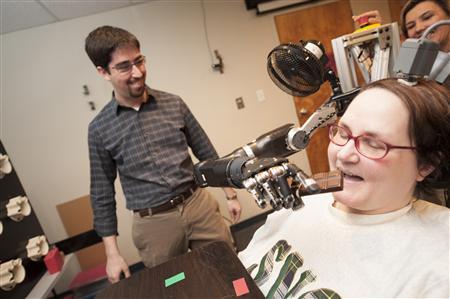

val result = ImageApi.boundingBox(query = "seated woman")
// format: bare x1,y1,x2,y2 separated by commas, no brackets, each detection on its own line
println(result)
239,78,450,299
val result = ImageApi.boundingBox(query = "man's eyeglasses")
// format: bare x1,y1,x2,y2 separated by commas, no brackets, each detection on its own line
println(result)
328,124,416,160
111,56,146,74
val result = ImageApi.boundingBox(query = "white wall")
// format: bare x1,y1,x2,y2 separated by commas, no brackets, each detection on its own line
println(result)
1,0,311,277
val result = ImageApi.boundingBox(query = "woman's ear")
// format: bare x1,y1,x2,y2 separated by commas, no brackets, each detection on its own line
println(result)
416,164,435,182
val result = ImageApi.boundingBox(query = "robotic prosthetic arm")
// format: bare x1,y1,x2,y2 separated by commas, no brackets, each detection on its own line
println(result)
193,103,338,210
193,81,353,210
195,40,355,210
193,89,349,190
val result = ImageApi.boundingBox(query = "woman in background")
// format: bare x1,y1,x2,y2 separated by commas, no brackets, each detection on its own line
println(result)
354,0,450,52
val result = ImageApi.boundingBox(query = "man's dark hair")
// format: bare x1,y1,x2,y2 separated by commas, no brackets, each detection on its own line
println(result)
400,0,450,37
85,25,140,70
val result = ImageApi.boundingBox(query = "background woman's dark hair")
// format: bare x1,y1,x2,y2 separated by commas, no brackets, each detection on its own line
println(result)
400,0,450,38
360,78,450,205
85,25,140,71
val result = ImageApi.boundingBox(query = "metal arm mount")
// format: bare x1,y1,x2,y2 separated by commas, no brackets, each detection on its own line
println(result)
246,100,339,157
332,22,400,92
285,87,359,151
287,103,337,151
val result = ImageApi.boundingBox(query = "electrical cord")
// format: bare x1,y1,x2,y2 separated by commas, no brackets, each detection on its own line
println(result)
200,0,215,66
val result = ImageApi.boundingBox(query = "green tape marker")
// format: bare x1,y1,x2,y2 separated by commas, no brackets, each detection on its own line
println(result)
165,272,186,287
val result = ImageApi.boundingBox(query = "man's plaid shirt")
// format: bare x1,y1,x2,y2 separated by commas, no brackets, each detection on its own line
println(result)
88,88,219,237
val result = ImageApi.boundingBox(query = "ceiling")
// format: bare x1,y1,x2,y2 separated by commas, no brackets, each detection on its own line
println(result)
1,0,154,35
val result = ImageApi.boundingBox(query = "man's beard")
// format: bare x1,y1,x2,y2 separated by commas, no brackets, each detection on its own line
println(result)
128,79,146,98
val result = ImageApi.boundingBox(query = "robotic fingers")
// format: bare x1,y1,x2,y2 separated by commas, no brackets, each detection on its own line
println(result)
226,157,342,211
241,157,317,211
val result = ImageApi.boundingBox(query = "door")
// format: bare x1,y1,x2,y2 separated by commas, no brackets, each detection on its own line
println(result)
388,0,408,28
274,0,355,173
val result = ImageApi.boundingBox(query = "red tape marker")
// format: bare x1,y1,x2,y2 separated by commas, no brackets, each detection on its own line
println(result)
233,277,250,296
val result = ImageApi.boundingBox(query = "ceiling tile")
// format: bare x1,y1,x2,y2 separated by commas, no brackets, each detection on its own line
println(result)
1,0,156,35
1,0,57,34
41,0,133,21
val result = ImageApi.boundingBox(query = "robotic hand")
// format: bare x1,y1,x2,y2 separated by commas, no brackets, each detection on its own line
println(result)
241,158,317,210
195,155,342,211
240,158,342,211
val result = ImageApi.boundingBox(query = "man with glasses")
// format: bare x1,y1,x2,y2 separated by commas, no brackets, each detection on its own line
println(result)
239,78,450,298
85,26,241,283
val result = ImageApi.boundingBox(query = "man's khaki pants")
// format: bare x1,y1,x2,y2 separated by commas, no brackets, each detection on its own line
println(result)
132,188,234,268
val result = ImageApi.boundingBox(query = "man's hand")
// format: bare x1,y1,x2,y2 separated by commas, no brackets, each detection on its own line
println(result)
227,199,241,223
102,235,131,284
106,255,130,283
106,253,131,283
352,10,382,25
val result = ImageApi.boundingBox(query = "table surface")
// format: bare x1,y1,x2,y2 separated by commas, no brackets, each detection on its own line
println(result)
97,241,264,298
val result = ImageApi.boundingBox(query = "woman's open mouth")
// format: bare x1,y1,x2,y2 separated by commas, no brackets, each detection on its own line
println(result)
341,170,364,182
